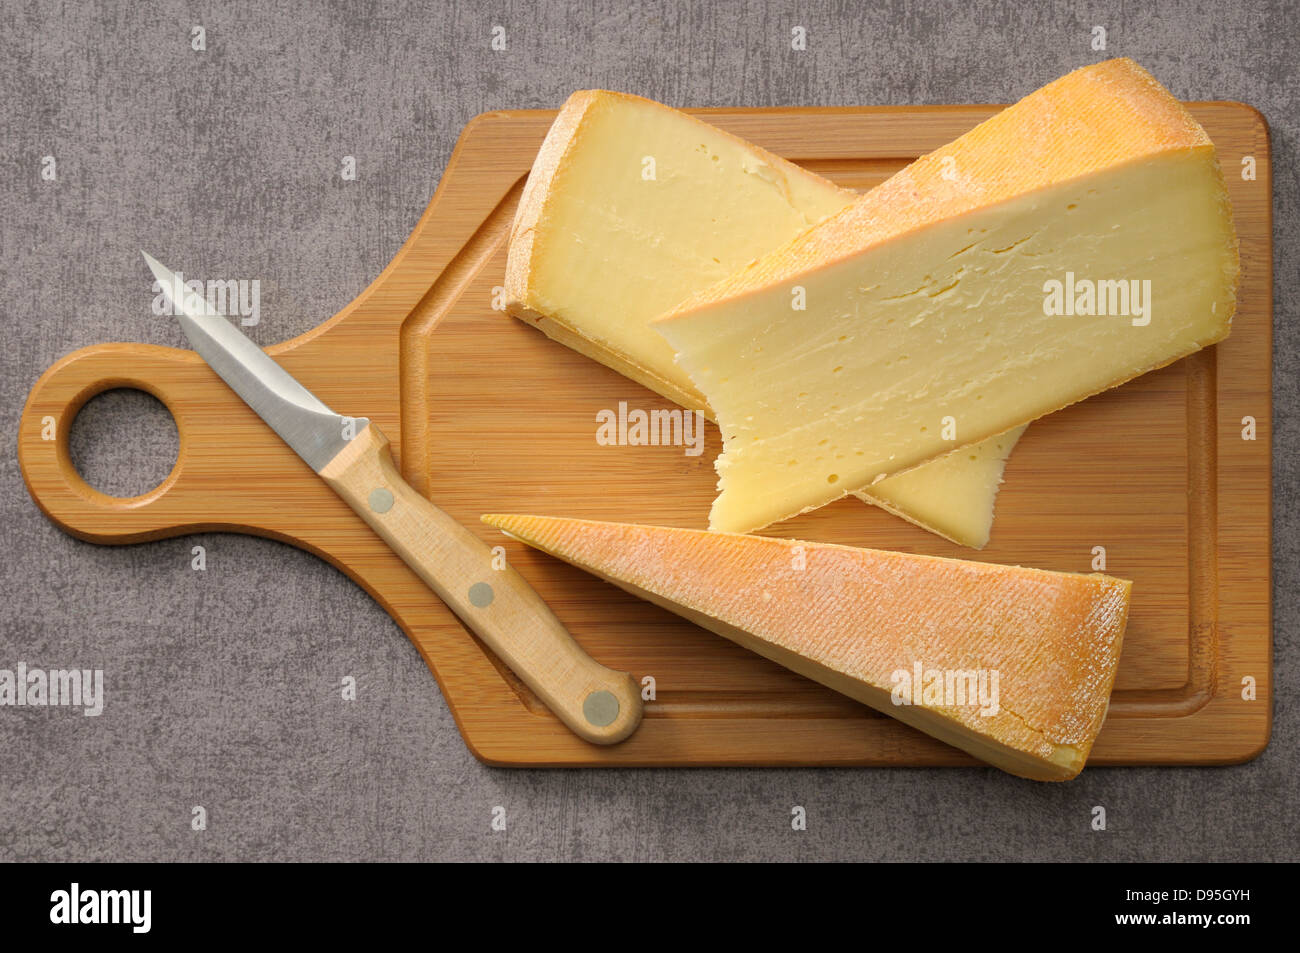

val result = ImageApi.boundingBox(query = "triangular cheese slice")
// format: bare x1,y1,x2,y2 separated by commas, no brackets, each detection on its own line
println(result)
482,514,1131,780
655,58,1239,534
858,425,1027,547
505,88,1024,547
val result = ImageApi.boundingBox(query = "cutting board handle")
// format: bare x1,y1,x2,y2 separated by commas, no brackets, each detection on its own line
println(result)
19,339,354,547
18,342,224,543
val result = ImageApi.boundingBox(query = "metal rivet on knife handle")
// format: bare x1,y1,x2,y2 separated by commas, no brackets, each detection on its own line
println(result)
468,582,495,608
583,690,619,727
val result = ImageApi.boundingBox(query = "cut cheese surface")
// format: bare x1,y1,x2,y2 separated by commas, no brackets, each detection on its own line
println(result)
506,89,853,413
483,514,1131,780
861,425,1027,548
506,88,1025,547
655,58,1239,534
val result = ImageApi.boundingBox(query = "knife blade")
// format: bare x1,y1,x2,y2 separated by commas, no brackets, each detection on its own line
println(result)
144,252,642,745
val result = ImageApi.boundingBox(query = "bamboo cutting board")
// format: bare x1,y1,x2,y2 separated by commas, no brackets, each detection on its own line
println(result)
19,103,1272,768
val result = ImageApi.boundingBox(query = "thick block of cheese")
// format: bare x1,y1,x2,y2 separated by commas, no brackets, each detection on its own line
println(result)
506,89,851,413
656,59,1240,534
483,514,1131,780
506,89,1024,547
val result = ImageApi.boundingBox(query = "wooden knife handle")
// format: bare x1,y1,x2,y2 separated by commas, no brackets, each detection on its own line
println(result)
319,423,643,745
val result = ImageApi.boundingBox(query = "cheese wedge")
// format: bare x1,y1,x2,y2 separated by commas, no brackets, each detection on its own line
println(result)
482,514,1131,780
655,58,1239,534
506,88,1025,547
506,89,851,413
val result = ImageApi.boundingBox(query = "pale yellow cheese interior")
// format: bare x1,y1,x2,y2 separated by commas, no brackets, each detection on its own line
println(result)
861,425,1027,547
656,61,1238,534
508,89,852,412
507,89,1025,547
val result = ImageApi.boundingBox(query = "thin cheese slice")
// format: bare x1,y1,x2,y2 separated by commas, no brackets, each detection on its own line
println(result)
506,88,1025,547
859,425,1027,547
482,514,1131,780
655,59,1239,534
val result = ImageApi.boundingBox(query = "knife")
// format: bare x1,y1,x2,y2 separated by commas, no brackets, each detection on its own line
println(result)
143,252,642,744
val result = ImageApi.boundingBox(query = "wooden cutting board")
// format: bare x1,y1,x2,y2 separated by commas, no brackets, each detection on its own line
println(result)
19,103,1272,768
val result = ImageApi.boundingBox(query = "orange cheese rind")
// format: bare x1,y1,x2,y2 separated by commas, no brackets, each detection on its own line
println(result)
483,514,1131,780
658,58,1235,323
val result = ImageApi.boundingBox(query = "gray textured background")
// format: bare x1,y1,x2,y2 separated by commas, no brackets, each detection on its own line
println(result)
1,0,1294,862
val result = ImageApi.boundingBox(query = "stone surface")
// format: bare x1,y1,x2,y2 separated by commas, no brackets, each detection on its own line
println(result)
0,0,1293,861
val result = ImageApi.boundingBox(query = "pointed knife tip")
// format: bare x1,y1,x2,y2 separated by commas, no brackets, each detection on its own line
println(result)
141,250,167,279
